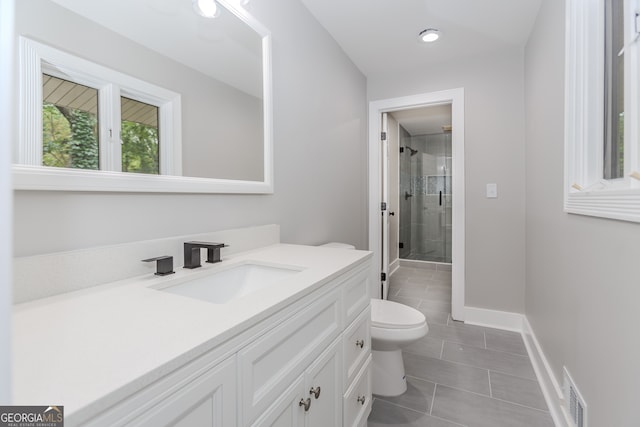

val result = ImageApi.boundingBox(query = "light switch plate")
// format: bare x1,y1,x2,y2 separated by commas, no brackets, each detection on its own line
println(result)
486,183,498,198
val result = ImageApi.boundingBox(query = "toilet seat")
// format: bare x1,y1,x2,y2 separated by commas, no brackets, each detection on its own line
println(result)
371,298,426,329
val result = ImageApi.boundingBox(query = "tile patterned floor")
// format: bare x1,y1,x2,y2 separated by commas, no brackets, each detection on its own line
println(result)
367,264,554,427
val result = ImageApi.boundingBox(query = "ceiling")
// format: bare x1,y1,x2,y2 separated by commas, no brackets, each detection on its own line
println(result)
301,0,541,134
300,0,542,77
390,104,451,136
43,75,159,127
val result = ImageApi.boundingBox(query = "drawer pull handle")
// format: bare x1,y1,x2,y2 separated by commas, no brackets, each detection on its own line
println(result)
356,339,365,348
299,398,311,412
310,386,321,399
357,395,366,405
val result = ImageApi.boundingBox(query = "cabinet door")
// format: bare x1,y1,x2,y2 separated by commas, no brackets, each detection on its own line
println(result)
239,287,341,426
343,356,372,427
131,356,236,427
251,376,306,427
343,307,371,390
305,338,342,427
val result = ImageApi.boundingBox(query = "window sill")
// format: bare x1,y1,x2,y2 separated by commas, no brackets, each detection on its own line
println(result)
565,187,640,223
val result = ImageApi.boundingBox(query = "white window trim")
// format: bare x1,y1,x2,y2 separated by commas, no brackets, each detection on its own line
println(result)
18,36,182,176
564,0,640,223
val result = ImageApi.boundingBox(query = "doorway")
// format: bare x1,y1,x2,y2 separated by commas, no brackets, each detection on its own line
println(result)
368,89,465,321
394,105,452,264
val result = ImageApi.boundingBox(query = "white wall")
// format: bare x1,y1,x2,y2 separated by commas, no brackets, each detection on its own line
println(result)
525,0,640,424
13,0,368,258
0,0,15,405
368,50,527,313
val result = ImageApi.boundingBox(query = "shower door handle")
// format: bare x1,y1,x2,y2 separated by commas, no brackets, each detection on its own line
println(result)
439,191,442,206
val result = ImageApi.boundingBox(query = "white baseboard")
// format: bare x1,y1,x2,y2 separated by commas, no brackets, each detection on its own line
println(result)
463,306,524,332
522,317,570,427
464,306,568,427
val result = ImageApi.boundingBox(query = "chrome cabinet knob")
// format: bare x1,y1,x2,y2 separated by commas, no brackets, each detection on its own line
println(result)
355,339,364,348
357,395,366,405
310,386,321,399
299,398,311,412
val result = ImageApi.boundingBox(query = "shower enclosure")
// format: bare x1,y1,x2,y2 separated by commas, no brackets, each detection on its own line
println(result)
399,129,452,263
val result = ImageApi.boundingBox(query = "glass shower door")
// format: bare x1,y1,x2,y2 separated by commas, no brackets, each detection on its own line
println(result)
399,132,452,263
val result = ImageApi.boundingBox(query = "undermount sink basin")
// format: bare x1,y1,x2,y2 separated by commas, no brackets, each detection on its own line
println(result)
158,262,302,304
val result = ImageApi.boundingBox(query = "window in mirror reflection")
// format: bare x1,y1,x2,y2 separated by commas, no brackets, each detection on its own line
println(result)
121,97,159,175
23,37,181,177
42,74,99,170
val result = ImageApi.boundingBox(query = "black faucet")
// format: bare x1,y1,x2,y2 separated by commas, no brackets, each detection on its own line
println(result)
183,241,226,269
142,255,175,276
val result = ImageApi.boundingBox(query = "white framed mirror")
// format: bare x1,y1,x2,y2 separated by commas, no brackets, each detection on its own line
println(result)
13,0,273,193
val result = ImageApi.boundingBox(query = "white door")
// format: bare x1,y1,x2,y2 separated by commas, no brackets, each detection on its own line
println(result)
380,113,389,300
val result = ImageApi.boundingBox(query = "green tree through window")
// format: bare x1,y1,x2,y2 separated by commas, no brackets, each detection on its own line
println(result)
121,120,159,174
42,102,99,170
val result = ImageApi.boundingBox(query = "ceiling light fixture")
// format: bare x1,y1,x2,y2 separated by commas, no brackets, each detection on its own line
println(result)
192,0,220,18
419,29,440,43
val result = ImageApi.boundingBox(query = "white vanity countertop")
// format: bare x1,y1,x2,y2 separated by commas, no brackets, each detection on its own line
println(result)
12,244,371,419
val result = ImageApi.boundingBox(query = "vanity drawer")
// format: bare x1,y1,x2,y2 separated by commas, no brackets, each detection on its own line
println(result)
239,287,342,426
343,355,372,427
343,306,371,390
342,266,370,326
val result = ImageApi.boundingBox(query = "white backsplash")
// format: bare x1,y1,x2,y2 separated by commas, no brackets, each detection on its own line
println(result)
13,224,280,304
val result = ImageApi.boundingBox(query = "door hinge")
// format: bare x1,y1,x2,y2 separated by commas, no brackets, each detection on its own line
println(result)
381,131,387,141
399,242,404,249
381,202,387,211
381,272,387,281
399,146,404,153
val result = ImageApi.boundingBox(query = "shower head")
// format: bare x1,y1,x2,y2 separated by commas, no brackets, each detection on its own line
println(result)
404,146,418,156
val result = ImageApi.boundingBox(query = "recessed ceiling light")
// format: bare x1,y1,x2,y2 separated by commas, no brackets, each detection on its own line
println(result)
419,29,440,43
192,0,220,18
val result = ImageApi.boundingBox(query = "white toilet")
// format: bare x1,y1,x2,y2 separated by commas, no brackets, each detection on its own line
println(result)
320,243,429,397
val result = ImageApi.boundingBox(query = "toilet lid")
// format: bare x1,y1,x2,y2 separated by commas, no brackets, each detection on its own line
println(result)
370,299,426,329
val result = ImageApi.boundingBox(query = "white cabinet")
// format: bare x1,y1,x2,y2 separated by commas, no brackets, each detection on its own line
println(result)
252,338,342,427
87,258,372,427
343,356,372,427
239,287,342,426
151,356,237,427
250,376,306,427
304,338,342,427
85,355,237,427
245,262,372,427
343,307,371,389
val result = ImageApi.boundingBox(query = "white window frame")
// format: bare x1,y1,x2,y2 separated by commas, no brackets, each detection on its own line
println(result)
18,37,182,176
564,0,640,222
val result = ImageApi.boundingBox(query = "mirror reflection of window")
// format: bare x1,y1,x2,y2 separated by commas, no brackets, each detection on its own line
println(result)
120,97,160,175
42,74,99,170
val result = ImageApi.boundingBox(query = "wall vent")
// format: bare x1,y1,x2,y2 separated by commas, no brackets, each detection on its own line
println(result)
563,367,587,427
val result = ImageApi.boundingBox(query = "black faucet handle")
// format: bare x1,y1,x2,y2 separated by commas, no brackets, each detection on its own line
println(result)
142,255,175,276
